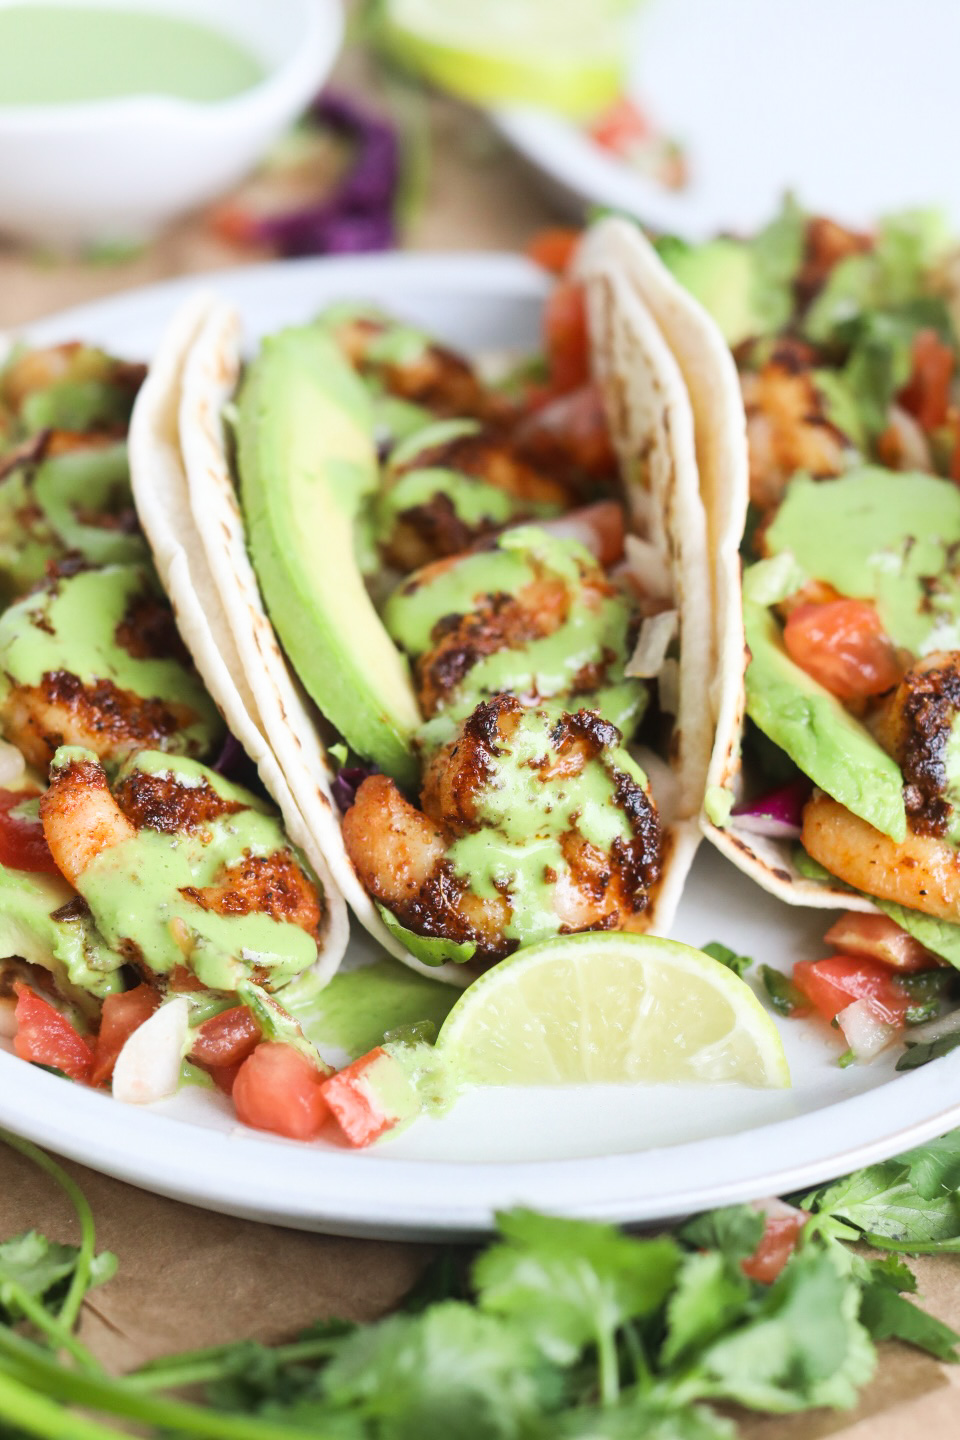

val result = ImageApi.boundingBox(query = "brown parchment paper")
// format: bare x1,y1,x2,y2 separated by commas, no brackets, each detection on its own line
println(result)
0,44,958,1438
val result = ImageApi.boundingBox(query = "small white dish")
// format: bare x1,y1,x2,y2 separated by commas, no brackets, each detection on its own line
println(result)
0,0,343,247
2,249,960,1235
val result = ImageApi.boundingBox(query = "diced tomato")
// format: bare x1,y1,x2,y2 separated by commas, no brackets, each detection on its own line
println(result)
168,965,207,993
0,789,61,875
525,228,581,277
898,329,954,432
587,96,651,155
792,955,911,1028
208,201,258,249
823,912,938,973
208,1061,244,1096
742,1203,807,1284
189,1005,261,1069
544,281,591,395
232,1042,329,1141
320,1047,413,1148
90,984,160,1088
13,984,94,1083
515,384,616,478
783,599,902,701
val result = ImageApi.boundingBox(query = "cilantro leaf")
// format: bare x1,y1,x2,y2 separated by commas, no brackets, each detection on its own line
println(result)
859,1280,960,1363
475,1210,679,1370
804,1156,960,1249
701,943,752,979
660,1252,751,1367
0,1230,115,1321
897,1030,960,1071
321,1302,558,1440
677,1206,765,1264
896,1131,960,1198
544,1396,736,1439
681,1248,875,1413
759,965,808,1017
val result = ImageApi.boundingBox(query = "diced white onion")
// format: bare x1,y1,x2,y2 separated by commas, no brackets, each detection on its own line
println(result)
620,534,673,603
112,997,189,1105
658,658,680,716
837,999,896,1062
0,743,26,787
626,609,679,680
750,1197,806,1222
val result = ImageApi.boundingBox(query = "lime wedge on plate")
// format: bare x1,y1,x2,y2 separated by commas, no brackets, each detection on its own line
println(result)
379,0,635,119
436,933,790,1089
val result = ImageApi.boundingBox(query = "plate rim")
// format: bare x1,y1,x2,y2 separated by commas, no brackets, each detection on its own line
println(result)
4,249,959,1238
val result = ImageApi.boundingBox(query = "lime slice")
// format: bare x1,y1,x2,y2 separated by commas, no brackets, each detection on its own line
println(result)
379,0,634,119
436,933,790,1089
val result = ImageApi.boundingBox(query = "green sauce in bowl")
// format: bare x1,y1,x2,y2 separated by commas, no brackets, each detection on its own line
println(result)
0,4,264,105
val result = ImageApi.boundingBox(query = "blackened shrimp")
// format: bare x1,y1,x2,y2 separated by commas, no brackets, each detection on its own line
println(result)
41,749,324,989
343,696,662,962
741,340,849,513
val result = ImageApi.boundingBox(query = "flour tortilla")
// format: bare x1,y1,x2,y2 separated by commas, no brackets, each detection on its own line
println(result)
175,300,470,987
579,222,712,930
591,217,873,912
162,239,724,958
127,295,352,984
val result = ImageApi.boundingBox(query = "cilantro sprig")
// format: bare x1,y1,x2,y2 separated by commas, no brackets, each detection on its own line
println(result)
2,1126,960,1439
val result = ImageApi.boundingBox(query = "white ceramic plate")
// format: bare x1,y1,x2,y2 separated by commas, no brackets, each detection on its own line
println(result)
2,252,960,1239
495,0,960,239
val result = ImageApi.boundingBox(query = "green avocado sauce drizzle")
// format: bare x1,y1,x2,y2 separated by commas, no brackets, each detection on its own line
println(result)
282,960,458,1060
62,750,318,993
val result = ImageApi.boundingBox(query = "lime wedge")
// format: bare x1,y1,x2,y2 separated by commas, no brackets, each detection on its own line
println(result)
379,0,634,119
436,933,790,1089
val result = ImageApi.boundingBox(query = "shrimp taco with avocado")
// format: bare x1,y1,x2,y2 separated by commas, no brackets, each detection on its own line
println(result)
651,198,960,961
0,323,352,1118
153,220,716,976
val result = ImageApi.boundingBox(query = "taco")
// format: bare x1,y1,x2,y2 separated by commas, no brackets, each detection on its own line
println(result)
0,323,349,1104
154,222,716,975
648,200,960,954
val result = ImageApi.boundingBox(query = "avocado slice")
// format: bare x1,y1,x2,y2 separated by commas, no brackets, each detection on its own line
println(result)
744,599,906,842
237,326,420,787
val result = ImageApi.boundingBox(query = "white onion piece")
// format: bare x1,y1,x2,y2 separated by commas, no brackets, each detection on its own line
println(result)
0,743,26,787
729,813,803,840
112,997,189,1105
658,658,680,716
751,1197,806,1222
0,997,16,1039
887,405,933,472
619,534,673,603
837,1000,896,1062
626,609,679,680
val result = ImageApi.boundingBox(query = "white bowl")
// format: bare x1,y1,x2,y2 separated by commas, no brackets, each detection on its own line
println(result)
0,0,343,247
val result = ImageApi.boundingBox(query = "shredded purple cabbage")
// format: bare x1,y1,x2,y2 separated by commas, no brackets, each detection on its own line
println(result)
211,731,247,779
332,765,376,814
254,91,399,258
731,778,813,839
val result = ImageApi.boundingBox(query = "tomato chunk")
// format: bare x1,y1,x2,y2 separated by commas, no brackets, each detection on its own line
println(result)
822,912,938,972
742,1205,807,1284
525,227,581,276
544,281,590,395
899,328,954,432
587,96,650,154
13,984,94,1083
0,789,61,875
793,955,910,1028
321,1047,421,1148
232,1043,329,1141
90,984,159,1088
189,1005,261,1069
783,599,901,700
